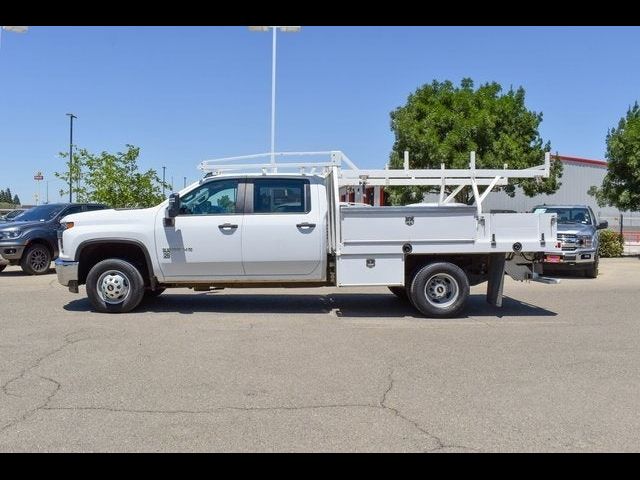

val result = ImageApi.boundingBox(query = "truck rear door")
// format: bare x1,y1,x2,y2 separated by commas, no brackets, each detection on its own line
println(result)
241,177,323,278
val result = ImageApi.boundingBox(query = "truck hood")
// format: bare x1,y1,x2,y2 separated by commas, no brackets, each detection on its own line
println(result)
0,220,50,230
556,223,594,235
61,207,160,225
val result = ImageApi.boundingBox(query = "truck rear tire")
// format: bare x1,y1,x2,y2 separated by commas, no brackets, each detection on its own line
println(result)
409,262,470,318
86,259,145,313
20,244,52,275
388,286,408,301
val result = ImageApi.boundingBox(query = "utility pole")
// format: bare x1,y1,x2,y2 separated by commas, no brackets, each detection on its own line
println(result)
66,113,77,203
183,176,187,189
162,166,166,196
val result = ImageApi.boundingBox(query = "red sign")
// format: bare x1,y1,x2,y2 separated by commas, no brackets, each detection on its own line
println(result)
34,175,43,181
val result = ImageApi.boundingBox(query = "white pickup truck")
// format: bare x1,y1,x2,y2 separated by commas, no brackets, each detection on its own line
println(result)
55,151,561,317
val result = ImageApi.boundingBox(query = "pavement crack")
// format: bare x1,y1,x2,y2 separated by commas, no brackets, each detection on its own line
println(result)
42,403,377,415
378,367,480,452
0,330,90,434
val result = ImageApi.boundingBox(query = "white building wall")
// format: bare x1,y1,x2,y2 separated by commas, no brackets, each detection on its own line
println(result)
481,160,619,217
421,157,640,231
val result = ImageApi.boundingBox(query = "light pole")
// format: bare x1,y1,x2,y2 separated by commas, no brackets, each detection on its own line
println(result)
162,166,166,196
183,176,187,189
66,113,77,203
248,26,301,166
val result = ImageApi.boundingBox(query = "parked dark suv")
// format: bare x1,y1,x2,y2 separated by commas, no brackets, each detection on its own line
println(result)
0,203,108,275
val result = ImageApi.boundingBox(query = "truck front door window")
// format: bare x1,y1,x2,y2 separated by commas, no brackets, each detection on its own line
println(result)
180,180,238,215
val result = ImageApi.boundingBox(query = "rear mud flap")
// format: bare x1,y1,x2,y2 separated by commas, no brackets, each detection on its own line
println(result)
486,253,506,307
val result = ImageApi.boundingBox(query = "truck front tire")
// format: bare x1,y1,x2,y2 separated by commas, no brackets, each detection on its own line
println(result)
409,262,470,318
86,259,145,313
20,244,52,275
584,255,599,278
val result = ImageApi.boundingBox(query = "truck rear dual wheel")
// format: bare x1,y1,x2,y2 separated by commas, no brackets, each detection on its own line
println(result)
409,262,470,318
86,259,146,313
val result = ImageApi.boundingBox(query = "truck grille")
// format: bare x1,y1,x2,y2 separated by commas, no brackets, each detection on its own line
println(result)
557,233,579,251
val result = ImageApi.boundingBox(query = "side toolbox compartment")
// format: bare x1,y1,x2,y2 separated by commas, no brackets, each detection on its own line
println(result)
336,254,404,287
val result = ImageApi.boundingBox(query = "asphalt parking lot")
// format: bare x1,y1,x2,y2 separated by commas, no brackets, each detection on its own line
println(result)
1,257,639,452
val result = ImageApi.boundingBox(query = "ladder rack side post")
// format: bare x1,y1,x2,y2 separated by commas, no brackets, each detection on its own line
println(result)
469,151,482,216
438,163,445,204
331,166,341,254
544,151,551,177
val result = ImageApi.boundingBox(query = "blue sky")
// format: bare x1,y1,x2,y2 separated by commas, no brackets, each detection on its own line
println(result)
1,26,639,205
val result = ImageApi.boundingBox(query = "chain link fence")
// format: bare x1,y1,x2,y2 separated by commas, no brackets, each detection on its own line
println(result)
600,213,640,255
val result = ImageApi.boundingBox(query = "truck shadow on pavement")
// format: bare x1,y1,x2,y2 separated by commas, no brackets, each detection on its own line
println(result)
63,292,556,319
0,267,56,276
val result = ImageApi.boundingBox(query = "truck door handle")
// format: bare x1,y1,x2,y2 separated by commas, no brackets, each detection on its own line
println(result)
218,223,238,230
296,222,316,228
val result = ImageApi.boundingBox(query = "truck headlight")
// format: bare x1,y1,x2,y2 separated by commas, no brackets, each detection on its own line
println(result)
577,234,593,248
0,229,22,239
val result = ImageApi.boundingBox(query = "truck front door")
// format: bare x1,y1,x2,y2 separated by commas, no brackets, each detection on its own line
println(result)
155,179,245,279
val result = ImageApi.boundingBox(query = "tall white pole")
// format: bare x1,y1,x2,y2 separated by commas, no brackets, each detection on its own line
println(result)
270,27,277,167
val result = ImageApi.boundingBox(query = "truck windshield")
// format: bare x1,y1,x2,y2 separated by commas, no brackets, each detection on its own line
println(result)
533,207,592,225
12,205,65,222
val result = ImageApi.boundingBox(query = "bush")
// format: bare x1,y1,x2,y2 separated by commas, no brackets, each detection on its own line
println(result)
598,229,624,257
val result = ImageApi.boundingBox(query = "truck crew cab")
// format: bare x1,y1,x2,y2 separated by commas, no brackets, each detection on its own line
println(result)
55,151,561,317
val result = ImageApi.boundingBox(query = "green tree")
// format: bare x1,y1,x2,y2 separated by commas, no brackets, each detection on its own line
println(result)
589,102,640,211
386,78,562,205
54,144,171,208
12,194,20,205
217,194,234,212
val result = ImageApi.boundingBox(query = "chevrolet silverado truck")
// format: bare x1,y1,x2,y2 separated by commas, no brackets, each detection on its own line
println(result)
532,205,608,278
55,151,561,317
0,203,107,275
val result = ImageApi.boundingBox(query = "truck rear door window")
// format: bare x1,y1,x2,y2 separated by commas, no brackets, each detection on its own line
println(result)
253,179,310,214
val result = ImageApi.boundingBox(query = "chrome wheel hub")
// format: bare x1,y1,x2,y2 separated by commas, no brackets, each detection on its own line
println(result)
97,270,130,304
425,273,459,308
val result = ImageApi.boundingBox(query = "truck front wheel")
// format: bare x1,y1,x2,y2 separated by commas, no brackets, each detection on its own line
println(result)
20,244,52,275
409,262,470,318
584,255,599,278
86,259,145,313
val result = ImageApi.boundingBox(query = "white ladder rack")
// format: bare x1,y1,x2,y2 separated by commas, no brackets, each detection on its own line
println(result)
198,150,551,216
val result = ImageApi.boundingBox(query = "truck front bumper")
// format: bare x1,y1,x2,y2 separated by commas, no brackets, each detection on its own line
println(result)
0,242,26,261
543,250,597,266
55,258,79,292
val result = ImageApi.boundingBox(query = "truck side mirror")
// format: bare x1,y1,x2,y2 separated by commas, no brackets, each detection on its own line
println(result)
597,221,608,230
167,193,181,218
